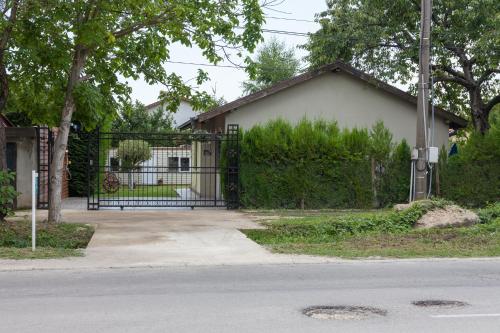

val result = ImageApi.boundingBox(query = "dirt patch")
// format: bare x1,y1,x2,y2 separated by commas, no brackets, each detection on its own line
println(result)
416,205,479,229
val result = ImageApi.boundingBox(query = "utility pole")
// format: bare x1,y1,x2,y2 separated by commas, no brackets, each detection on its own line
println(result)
414,0,431,200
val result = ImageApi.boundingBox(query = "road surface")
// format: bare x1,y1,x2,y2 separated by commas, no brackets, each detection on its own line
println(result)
1,260,500,332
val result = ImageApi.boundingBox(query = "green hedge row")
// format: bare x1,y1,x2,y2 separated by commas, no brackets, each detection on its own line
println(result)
438,113,500,207
237,119,410,209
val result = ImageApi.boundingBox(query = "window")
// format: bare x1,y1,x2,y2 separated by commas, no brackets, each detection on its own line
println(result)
110,157,120,172
180,157,190,172
168,157,179,172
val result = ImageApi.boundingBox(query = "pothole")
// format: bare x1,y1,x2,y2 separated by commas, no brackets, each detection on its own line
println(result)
412,300,468,308
302,305,387,320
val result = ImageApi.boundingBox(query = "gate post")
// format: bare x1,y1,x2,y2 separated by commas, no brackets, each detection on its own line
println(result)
87,127,99,210
226,124,240,209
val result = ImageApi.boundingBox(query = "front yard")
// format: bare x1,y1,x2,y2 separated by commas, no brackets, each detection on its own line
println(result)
0,220,94,259
243,203,500,258
100,185,180,198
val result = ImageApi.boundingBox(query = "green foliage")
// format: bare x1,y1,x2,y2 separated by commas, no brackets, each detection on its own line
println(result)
116,139,151,171
0,171,18,221
0,220,94,249
378,140,411,207
235,119,410,209
478,203,500,224
242,37,300,94
112,101,173,134
6,1,265,126
439,114,500,207
254,199,453,243
67,131,95,197
304,0,499,129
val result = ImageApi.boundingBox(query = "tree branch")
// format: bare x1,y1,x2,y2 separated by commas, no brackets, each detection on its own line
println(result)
112,12,173,39
0,0,19,51
484,94,500,113
477,68,500,85
433,74,473,88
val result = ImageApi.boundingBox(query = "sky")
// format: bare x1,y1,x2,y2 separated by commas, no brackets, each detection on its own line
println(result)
127,1,328,106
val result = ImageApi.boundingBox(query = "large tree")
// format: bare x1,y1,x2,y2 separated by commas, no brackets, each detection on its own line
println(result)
112,101,174,134
9,0,264,223
0,0,20,172
304,0,499,133
242,37,300,94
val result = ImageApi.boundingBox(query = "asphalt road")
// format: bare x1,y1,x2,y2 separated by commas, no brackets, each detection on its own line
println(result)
1,260,500,333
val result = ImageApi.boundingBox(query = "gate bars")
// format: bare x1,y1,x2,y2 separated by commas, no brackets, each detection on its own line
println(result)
36,127,52,209
87,125,240,210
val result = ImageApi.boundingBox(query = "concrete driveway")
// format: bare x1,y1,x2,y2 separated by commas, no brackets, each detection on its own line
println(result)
1,208,332,271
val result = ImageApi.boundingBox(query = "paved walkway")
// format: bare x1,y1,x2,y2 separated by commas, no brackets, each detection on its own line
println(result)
1,208,334,271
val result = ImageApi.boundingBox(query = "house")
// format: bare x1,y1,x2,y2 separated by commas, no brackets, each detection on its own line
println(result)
181,61,467,148
145,99,197,129
107,145,192,186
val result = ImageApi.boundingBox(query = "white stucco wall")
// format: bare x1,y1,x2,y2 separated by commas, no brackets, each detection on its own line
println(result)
147,100,197,128
15,138,37,208
225,72,450,148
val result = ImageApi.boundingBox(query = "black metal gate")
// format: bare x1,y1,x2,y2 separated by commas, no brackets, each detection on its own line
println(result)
87,124,239,210
36,127,52,209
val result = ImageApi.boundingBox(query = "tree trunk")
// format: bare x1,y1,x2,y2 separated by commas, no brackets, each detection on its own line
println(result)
0,0,19,172
469,87,489,134
48,47,87,223
0,52,10,173
0,124,6,172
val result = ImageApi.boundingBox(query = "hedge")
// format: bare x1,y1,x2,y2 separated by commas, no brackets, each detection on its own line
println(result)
438,114,500,207
235,119,410,209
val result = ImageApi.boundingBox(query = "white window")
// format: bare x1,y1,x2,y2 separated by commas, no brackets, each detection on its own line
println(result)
168,157,179,172
180,157,190,172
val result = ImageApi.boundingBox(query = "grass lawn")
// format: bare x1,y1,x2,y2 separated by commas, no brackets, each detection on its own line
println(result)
243,205,500,258
0,220,94,259
101,185,179,197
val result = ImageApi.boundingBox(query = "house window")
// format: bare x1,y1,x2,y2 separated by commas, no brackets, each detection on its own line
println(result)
168,157,179,172
110,157,120,172
180,157,190,172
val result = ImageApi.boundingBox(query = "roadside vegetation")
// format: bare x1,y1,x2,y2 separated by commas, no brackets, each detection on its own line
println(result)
0,220,94,259
243,201,500,258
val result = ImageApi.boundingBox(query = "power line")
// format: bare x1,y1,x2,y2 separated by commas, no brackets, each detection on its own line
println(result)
165,60,308,73
166,60,244,69
265,15,316,23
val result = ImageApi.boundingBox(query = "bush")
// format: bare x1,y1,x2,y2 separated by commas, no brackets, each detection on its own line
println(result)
116,139,151,171
0,171,18,221
439,114,500,207
235,119,410,209
68,131,96,196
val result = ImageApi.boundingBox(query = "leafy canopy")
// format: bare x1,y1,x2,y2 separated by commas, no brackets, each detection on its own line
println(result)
7,0,265,129
112,101,174,134
116,140,152,171
304,0,499,131
242,37,300,94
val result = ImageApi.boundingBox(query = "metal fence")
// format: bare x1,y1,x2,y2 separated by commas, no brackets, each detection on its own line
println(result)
36,127,52,209
87,124,239,210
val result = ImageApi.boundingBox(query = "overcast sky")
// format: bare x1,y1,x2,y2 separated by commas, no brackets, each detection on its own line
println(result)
127,1,328,106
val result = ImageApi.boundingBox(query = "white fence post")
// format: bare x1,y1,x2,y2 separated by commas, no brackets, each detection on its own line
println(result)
32,170,38,251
